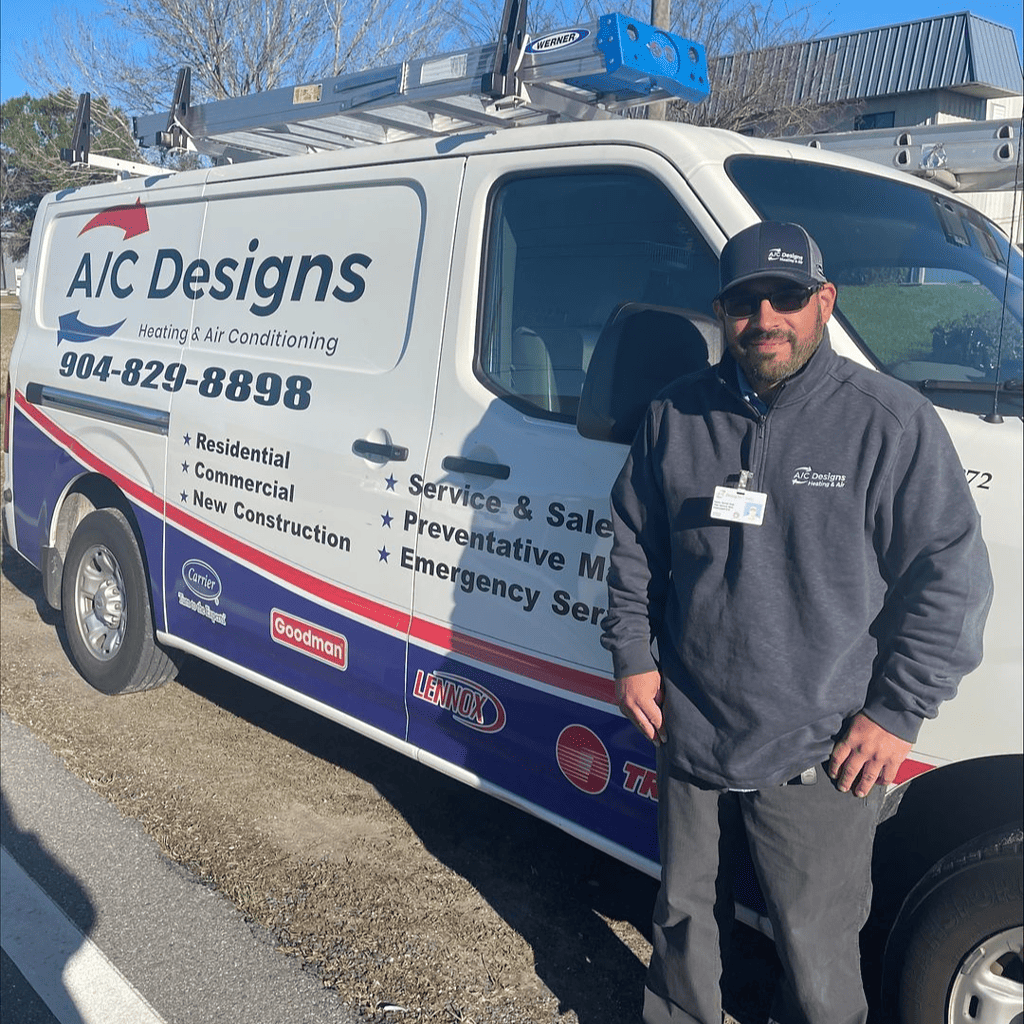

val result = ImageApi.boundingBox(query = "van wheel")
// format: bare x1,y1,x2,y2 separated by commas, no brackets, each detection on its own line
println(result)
61,508,178,694
886,825,1023,1024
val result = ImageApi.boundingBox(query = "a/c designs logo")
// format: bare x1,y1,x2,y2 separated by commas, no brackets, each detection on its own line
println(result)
792,466,847,489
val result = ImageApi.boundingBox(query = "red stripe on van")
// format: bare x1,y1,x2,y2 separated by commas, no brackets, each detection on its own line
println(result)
893,758,936,785
14,392,617,705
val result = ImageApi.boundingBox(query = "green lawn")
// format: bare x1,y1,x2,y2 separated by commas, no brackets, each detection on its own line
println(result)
836,282,1003,366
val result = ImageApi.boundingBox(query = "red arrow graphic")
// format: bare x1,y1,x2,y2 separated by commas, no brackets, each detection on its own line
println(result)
78,198,150,240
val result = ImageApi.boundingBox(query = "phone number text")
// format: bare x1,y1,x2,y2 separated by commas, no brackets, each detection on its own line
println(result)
59,350,312,410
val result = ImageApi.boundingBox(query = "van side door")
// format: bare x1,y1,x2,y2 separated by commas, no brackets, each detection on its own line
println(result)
163,157,464,738
408,147,724,862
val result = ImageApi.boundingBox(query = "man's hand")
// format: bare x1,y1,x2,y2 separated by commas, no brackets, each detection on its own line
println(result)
616,671,666,745
828,712,912,798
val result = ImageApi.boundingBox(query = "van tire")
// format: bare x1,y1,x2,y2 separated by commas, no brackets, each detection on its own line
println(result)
885,825,1023,1024
61,508,178,694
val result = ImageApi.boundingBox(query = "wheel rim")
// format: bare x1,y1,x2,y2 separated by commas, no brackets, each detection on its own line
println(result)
947,925,1024,1024
72,543,127,661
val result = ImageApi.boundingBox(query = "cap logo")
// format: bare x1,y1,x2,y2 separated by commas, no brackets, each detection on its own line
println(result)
767,247,805,266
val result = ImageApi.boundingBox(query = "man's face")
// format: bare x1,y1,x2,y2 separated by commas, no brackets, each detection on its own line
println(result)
715,278,837,391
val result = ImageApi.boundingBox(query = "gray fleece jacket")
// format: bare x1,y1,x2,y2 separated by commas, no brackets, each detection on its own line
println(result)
602,331,993,790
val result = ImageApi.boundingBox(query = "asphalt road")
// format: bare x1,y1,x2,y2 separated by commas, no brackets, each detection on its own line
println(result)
1,714,360,1024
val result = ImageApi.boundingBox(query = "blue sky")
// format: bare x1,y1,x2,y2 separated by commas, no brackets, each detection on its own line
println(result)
2,0,1022,103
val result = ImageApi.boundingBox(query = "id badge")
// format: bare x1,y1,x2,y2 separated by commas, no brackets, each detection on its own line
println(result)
711,485,767,526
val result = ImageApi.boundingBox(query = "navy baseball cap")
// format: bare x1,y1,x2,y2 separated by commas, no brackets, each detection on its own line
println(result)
716,222,827,301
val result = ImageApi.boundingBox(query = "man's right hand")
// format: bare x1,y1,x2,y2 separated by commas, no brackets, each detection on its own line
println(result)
615,671,666,745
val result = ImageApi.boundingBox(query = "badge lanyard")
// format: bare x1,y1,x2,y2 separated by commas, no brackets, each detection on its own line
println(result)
710,470,767,526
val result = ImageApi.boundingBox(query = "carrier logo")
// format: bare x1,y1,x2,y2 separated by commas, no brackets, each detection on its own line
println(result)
526,29,589,53
792,466,847,488
556,725,610,794
183,559,222,604
767,247,805,266
270,609,348,671
412,670,506,733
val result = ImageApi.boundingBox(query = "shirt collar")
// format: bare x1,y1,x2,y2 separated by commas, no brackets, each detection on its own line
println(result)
735,363,769,416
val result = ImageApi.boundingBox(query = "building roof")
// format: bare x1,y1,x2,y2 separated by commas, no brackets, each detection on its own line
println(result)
713,11,1023,105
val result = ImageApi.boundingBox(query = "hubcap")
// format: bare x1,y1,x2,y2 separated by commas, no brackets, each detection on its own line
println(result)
948,925,1024,1024
73,543,127,661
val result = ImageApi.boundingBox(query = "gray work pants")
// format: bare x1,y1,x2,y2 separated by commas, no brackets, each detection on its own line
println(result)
643,751,884,1024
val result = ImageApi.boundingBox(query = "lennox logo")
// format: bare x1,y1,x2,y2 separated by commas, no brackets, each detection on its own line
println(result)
183,559,222,604
792,466,847,488
271,609,348,671
412,670,506,733
555,724,610,794
526,29,588,53
767,247,805,266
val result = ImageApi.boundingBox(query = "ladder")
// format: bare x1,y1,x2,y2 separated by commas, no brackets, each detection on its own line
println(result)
129,7,709,163
782,119,1021,194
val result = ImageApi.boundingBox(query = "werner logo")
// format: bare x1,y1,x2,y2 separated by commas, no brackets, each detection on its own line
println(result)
183,559,222,604
526,29,588,53
271,609,348,671
792,466,847,488
412,670,506,733
79,199,150,240
555,724,610,794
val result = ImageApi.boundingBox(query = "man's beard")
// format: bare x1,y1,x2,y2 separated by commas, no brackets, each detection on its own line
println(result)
736,303,824,388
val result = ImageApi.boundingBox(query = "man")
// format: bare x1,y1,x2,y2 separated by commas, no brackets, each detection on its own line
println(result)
601,221,993,1024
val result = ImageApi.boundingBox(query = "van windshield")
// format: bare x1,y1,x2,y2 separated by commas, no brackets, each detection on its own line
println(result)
726,156,1023,417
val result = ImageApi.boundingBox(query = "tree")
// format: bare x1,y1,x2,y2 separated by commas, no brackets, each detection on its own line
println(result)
16,0,451,114
1,92,141,261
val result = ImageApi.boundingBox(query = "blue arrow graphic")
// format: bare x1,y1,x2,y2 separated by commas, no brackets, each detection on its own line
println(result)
57,311,127,345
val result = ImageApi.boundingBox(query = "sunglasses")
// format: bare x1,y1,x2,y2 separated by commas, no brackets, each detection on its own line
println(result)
720,285,820,319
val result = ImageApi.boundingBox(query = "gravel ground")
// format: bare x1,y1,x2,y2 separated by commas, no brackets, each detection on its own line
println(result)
1,539,779,1024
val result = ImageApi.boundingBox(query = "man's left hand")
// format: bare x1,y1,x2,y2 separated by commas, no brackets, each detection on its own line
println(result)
828,713,913,798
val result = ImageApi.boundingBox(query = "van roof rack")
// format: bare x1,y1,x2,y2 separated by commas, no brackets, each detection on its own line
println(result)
131,4,709,162
784,119,1022,194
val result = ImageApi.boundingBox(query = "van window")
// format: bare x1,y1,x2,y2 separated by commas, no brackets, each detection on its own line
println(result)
727,156,1024,417
477,171,719,421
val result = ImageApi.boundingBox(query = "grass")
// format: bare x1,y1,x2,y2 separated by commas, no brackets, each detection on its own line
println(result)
1,296,20,398
837,282,1002,366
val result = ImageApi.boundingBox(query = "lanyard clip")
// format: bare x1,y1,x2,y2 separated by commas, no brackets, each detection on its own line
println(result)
738,470,753,491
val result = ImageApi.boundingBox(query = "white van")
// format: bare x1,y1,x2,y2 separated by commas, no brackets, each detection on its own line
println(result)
3,17,1021,1023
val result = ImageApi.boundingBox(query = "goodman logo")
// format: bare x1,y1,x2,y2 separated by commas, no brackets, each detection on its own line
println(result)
271,609,348,671
555,724,610,794
412,670,506,733
526,28,589,53
183,559,222,604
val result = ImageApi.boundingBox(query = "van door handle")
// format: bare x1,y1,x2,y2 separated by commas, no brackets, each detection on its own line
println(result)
441,456,511,480
352,439,409,461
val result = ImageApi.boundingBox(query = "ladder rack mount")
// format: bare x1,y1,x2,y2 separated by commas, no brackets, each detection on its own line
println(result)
132,10,709,162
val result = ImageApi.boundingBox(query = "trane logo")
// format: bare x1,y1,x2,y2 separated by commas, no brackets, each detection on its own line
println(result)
555,724,610,794
183,559,222,604
412,670,506,733
527,29,588,53
270,609,348,671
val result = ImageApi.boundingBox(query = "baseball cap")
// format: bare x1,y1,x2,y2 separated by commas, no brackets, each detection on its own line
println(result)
715,222,827,301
